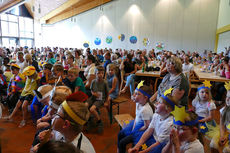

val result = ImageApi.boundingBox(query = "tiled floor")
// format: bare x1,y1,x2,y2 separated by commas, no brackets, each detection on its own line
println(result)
0,93,218,153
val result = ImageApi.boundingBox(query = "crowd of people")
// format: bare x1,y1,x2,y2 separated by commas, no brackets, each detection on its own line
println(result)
0,46,230,153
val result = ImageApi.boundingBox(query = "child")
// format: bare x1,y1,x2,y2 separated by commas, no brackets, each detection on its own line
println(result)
118,83,153,153
210,82,230,153
6,64,25,113
52,64,70,87
128,91,178,153
3,64,12,85
5,66,40,127
162,110,204,153
192,81,216,134
104,64,119,111
103,52,111,70
52,92,95,153
67,67,86,93
85,66,109,132
0,69,7,97
40,63,54,86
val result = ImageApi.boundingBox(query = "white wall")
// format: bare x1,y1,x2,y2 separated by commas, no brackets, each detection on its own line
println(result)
38,0,219,53
217,0,230,29
216,0,230,53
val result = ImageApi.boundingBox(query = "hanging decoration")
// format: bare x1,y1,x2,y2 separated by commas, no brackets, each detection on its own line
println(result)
130,36,137,44
106,36,112,44
143,38,150,46
83,41,89,48
94,38,101,45
156,42,164,50
118,34,125,41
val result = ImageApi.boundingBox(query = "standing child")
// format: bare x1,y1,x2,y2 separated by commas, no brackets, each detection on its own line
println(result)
192,80,216,134
162,109,204,153
5,66,40,127
105,64,119,111
210,81,230,153
118,82,153,153
67,67,86,93
85,66,109,132
6,64,25,113
128,89,178,153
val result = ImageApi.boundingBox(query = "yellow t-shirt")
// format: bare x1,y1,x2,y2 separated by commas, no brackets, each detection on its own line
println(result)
21,76,40,97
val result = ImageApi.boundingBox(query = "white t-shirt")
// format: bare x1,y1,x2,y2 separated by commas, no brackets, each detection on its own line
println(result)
183,63,194,74
192,100,216,118
84,63,95,79
16,60,28,72
180,139,204,153
135,103,153,124
71,132,96,153
149,113,173,143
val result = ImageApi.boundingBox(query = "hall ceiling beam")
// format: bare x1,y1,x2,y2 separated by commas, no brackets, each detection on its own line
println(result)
40,0,81,22
24,2,34,18
46,0,112,24
0,0,25,13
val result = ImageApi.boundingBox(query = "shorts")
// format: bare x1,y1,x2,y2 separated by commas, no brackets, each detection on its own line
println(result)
19,94,34,102
87,96,104,109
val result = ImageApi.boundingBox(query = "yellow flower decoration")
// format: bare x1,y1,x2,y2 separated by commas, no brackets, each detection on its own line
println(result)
227,123,230,131
137,80,144,89
200,125,206,129
203,80,212,88
225,81,230,91
164,87,173,96
171,106,189,123
142,144,148,150
124,120,130,125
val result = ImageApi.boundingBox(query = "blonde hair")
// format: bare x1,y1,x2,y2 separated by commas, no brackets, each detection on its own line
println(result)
106,64,116,73
167,56,182,74
68,67,80,76
161,95,178,110
51,86,72,105
194,85,212,102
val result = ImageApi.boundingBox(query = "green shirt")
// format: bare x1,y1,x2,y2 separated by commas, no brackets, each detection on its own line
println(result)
73,77,86,93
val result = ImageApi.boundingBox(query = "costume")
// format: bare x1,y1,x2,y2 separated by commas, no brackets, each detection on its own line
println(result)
71,132,96,153
209,106,230,152
118,103,153,153
3,70,12,84
6,73,25,111
192,100,216,133
147,113,173,153
106,74,119,99
180,139,204,153
87,79,109,108
157,73,189,108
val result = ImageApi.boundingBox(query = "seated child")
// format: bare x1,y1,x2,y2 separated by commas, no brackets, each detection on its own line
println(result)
67,67,86,93
118,83,153,153
31,86,72,150
6,64,25,113
5,66,40,127
192,81,216,134
128,93,178,153
210,82,230,153
162,110,204,153
52,64,71,87
0,69,7,96
85,66,109,132
39,63,53,86
104,64,119,111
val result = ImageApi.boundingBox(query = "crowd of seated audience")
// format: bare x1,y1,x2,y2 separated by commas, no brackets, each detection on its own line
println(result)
0,46,230,153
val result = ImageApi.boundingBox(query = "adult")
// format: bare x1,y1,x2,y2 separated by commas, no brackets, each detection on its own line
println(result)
150,56,189,108
182,54,194,78
120,53,137,95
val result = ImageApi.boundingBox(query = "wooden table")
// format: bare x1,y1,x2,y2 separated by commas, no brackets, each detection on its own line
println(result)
135,70,161,92
193,67,230,82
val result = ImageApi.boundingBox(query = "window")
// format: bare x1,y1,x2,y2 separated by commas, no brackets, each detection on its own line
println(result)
0,13,34,47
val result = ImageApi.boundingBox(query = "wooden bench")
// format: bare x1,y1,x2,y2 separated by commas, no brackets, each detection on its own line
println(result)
109,96,128,124
114,114,134,129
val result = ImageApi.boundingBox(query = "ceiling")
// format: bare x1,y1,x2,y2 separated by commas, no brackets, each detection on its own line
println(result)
0,0,112,24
